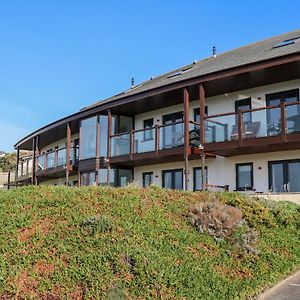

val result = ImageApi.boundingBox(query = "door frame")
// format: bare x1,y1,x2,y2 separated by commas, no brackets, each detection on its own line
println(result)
268,159,300,192
162,168,183,190
162,111,184,148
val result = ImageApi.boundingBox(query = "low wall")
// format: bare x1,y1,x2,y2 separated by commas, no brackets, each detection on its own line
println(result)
256,194,300,205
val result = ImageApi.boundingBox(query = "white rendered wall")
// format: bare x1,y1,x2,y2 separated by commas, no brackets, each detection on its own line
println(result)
134,149,300,193
134,78,300,133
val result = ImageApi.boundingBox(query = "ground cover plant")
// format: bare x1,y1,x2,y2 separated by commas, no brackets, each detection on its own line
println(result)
0,185,299,299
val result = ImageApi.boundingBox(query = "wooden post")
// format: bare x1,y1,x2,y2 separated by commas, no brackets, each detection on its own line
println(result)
184,88,190,191
107,110,112,185
199,84,206,190
7,171,11,190
281,102,287,142
95,116,100,186
199,84,206,146
34,136,39,185
31,137,36,185
78,121,82,187
15,147,20,188
66,122,71,186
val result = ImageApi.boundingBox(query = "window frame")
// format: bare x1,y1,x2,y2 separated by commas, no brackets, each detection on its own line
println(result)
193,166,208,191
142,172,153,188
235,98,252,123
162,168,183,190
236,162,253,191
143,118,154,141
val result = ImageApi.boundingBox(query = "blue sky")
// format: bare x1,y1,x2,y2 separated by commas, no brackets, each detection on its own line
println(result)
0,0,299,151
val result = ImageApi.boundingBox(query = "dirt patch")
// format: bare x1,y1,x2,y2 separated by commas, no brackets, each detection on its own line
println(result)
69,284,84,300
186,246,201,257
197,242,219,257
60,255,69,268
34,260,55,276
13,270,39,298
214,265,253,279
17,218,53,242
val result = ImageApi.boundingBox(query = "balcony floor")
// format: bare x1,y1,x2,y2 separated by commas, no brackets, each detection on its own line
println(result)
109,146,215,167
204,132,300,157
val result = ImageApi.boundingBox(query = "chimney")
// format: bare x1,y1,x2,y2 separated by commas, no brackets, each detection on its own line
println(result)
212,46,216,58
131,77,135,88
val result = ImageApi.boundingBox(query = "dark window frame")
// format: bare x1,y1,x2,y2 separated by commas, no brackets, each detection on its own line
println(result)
236,162,253,191
193,166,208,191
193,106,208,122
235,98,252,123
142,172,153,188
162,168,183,190
143,118,154,141
266,89,299,106
268,159,300,192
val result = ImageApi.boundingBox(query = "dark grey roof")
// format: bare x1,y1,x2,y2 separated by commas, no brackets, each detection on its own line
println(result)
84,29,300,111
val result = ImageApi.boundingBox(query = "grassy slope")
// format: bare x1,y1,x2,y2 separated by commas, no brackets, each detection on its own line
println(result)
0,186,299,299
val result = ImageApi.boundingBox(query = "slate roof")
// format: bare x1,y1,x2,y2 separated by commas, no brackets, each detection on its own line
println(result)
83,29,300,111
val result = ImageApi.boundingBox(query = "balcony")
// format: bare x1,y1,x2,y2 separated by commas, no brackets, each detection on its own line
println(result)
204,101,300,156
16,146,79,183
36,147,79,178
16,157,33,183
109,121,203,166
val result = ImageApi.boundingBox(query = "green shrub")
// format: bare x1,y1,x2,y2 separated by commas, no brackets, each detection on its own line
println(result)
218,193,276,227
271,201,300,228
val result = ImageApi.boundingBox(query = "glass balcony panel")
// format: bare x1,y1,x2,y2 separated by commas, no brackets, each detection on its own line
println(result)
242,109,265,139
57,148,66,167
47,152,55,169
205,114,236,143
160,122,184,149
266,107,281,137
17,163,22,176
134,128,155,153
27,159,33,174
111,134,130,157
38,155,45,170
189,123,201,147
286,103,300,134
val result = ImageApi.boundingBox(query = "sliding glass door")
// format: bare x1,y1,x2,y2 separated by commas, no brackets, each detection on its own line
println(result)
269,159,300,192
162,169,183,190
162,112,184,149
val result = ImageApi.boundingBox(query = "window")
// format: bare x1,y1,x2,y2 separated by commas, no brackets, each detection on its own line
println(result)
162,112,184,149
266,89,299,136
143,118,154,141
143,172,153,187
194,107,208,123
273,37,300,49
98,168,116,186
118,169,133,187
193,167,208,191
236,163,253,191
235,98,252,123
162,169,183,190
269,159,300,193
81,172,96,186
80,116,97,159
99,115,108,157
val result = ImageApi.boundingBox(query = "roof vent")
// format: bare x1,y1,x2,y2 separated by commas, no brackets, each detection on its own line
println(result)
212,46,216,58
131,77,135,88
273,37,300,49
